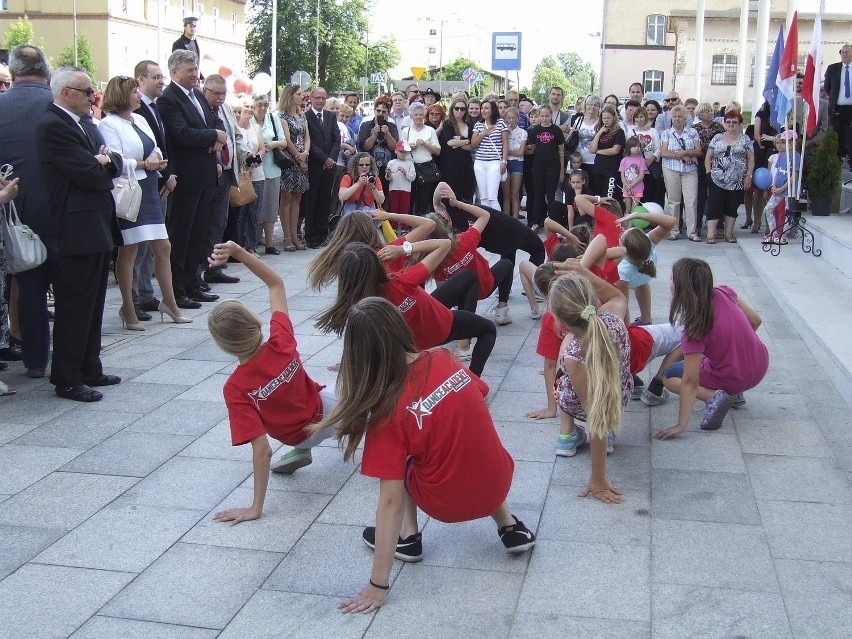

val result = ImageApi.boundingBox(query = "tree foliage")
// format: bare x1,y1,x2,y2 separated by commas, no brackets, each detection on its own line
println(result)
246,0,399,92
3,15,43,50
440,57,483,81
556,52,596,99
530,56,570,106
57,35,97,81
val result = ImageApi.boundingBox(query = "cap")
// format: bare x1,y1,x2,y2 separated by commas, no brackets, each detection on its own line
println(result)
396,140,411,152
778,129,798,141
183,16,198,26
422,88,440,100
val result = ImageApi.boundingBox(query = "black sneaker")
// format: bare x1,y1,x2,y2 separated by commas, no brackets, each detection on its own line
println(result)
498,516,536,554
631,375,644,400
362,526,423,562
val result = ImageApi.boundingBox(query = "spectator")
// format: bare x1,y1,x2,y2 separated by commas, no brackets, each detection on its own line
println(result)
644,100,661,127
660,105,701,241
438,96,475,203
589,105,625,204
406,83,422,105
823,44,852,166
157,49,224,308
620,82,644,119
0,177,20,395
344,92,363,141
506,90,527,129
427,103,445,134
304,87,340,248
502,106,527,220
234,97,266,253
0,45,55,378
172,16,201,61
467,99,481,123
655,91,684,133
253,94,285,250
705,109,754,243
604,94,621,115
684,97,699,126
576,95,602,177
0,64,10,93
470,99,508,210
422,88,440,106
548,86,571,130
401,102,441,214
277,84,311,251
631,106,663,208
388,91,408,130
37,67,124,402
693,101,724,235
338,152,385,213
357,95,398,193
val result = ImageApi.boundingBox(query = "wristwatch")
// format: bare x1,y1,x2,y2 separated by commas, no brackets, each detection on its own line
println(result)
402,241,413,256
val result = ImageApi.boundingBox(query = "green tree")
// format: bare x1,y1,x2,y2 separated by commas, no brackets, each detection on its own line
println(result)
3,15,44,50
246,0,399,92
530,56,570,106
57,35,97,81
556,52,596,101
440,57,483,81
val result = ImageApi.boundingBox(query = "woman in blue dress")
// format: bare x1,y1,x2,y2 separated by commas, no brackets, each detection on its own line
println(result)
99,76,191,330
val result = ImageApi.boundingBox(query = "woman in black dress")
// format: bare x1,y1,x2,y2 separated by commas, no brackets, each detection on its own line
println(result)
438,96,475,202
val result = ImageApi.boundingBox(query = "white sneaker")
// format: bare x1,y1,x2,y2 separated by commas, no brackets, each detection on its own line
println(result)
457,347,472,362
494,306,512,326
530,308,542,320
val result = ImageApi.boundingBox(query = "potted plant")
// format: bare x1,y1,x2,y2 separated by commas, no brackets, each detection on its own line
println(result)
806,128,842,216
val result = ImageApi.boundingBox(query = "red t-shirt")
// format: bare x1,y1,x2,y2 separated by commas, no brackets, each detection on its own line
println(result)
340,173,384,207
536,309,569,360
627,324,654,374
434,228,494,300
360,349,514,523
543,234,562,261
592,205,621,284
223,312,325,446
382,262,454,350
380,236,408,274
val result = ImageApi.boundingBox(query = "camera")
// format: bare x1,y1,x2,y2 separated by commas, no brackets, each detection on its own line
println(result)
367,173,376,184
246,153,262,167
376,115,387,127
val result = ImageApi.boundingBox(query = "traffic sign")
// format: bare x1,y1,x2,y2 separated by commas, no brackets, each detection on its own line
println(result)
291,70,311,87
462,67,476,82
370,72,387,84
473,72,486,84
492,32,522,71
411,66,426,81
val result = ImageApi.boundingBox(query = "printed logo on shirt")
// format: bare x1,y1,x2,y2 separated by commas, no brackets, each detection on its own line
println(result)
398,297,416,313
247,359,300,409
406,368,472,430
442,252,474,276
537,131,555,144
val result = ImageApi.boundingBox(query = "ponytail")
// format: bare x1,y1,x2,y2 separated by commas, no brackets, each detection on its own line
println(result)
637,259,657,278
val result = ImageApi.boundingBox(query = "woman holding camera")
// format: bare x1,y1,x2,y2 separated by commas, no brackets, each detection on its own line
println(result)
338,152,386,214
235,97,267,253
357,96,399,193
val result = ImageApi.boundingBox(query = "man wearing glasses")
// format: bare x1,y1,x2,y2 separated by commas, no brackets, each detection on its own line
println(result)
406,84,423,106
357,96,399,191
0,65,10,93
656,91,687,134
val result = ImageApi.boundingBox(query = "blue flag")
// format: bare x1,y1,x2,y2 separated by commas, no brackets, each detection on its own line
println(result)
762,26,785,110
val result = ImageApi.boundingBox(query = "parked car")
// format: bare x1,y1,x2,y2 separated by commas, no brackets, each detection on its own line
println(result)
359,101,375,118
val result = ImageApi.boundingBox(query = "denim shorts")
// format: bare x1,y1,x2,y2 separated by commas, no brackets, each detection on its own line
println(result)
507,159,524,174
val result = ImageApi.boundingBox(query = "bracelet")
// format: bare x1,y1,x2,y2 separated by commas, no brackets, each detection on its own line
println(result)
369,579,389,590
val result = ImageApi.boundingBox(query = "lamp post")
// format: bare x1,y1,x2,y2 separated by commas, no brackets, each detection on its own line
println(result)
315,0,320,83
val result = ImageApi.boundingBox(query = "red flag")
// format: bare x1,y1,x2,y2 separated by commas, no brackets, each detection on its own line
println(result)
802,14,822,136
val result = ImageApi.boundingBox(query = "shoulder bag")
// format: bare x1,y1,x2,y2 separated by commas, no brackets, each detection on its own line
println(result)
229,170,257,207
565,113,583,153
1,200,47,274
270,113,296,171
405,127,442,186
112,169,143,222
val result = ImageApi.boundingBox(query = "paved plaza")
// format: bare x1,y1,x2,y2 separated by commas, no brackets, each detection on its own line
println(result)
0,232,850,639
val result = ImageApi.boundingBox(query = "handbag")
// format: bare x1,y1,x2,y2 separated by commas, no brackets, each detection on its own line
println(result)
405,127,442,185
229,171,257,207
112,169,143,222
270,113,296,171
565,113,582,153
1,200,47,274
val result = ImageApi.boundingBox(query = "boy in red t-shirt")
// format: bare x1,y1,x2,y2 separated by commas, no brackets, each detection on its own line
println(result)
207,242,339,526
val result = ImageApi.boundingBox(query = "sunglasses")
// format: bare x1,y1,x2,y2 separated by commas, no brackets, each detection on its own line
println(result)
0,80,10,88
664,98,677,103
453,106,467,111
67,86,96,97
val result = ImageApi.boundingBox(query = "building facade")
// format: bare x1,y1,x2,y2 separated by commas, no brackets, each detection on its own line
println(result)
601,0,848,111
0,0,246,84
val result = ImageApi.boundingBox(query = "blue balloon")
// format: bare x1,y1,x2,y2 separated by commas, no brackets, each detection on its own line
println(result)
753,167,772,190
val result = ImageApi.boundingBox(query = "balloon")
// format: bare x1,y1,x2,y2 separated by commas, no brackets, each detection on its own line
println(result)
753,167,772,190
633,205,648,214
233,76,252,95
641,202,664,215
218,65,234,79
251,72,273,96
631,218,650,229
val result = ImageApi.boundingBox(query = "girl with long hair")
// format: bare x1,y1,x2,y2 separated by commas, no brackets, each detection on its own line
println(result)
438,96,475,201
502,106,528,220
588,104,625,205
526,105,566,232
653,258,768,439
314,241,496,376
549,265,632,504
338,152,386,214
470,99,508,209
277,84,311,251
314,297,535,613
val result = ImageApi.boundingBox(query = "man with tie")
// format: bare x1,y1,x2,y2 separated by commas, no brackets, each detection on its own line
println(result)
157,49,224,308
36,67,124,402
303,87,341,248
132,59,178,319
824,44,852,167
202,73,242,282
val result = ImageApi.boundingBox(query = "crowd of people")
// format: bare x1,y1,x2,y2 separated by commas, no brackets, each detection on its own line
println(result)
5,31,849,610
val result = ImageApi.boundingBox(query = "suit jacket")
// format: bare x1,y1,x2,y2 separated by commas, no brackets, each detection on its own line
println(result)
36,104,122,256
305,109,341,168
156,82,219,191
134,97,172,183
0,81,56,236
823,61,851,115
211,101,240,187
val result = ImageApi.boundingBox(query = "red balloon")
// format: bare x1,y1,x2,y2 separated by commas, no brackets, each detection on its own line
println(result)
218,65,233,78
233,76,252,94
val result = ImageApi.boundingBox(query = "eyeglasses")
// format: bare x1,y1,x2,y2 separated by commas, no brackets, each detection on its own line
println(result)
724,119,740,124
66,86,96,97
453,106,467,112
664,98,677,103
205,89,227,97
0,81,9,88
144,75,165,81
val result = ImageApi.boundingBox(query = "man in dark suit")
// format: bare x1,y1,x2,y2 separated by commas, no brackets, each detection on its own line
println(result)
0,45,59,379
157,49,224,308
37,67,124,402
132,59,177,318
824,44,852,166
303,87,341,247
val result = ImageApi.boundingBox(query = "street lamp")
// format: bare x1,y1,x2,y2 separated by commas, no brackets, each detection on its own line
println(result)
315,0,320,82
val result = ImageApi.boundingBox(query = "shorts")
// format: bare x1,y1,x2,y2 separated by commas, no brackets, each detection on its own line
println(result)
643,323,684,361
293,387,339,449
507,159,524,174
707,182,745,220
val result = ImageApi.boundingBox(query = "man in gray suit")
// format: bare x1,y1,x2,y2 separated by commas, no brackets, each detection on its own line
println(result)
0,45,56,379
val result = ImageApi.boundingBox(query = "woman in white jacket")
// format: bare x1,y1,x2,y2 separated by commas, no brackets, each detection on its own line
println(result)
98,76,190,330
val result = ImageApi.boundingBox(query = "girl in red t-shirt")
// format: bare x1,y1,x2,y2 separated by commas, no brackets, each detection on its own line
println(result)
311,298,535,613
314,240,497,376
206,242,338,526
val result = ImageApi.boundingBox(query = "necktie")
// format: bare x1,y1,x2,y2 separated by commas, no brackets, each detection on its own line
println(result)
845,65,850,99
317,110,323,125
188,90,206,121
148,101,165,139
213,107,230,166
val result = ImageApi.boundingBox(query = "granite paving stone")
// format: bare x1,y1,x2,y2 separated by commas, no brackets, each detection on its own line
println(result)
70,617,219,639
59,430,195,477
650,468,761,524
0,444,85,494
758,499,852,563
775,559,852,639
509,614,651,639
12,410,144,449
125,399,228,436
745,454,851,504
0,523,66,580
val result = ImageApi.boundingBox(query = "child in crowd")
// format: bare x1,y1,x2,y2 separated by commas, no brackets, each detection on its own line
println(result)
762,130,801,245
567,152,589,203
615,207,676,325
653,258,769,439
207,242,339,526
618,137,648,215
565,169,593,227
550,264,631,504
320,298,534,613
314,240,496,376
385,140,416,218
503,107,528,220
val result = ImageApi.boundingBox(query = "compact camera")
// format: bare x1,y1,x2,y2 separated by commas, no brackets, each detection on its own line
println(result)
367,173,376,184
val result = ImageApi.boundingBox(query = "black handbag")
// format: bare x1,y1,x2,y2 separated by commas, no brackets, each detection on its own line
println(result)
565,113,582,153
414,159,441,186
270,113,296,171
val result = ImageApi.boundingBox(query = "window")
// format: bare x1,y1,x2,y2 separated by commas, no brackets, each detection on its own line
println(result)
1,0,8,11
646,15,665,46
212,7,218,32
643,70,663,93
232,13,238,37
750,53,807,86
180,0,187,18
428,47,437,55
711,55,738,85
429,29,437,36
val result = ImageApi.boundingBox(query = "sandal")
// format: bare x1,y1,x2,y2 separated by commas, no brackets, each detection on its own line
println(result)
706,237,716,244
751,227,761,234
689,234,702,242
762,236,772,244
725,237,738,243
0,381,16,397
668,231,679,241
740,221,753,229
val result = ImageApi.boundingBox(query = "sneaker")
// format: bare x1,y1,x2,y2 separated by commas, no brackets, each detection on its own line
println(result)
631,375,645,400
607,432,615,454
700,390,735,430
494,306,512,326
641,387,670,406
362,527,423,562
457,347,472,362
731,393,746,408
498,515,536,554
530,308,542,320
270,448,312,474
556,429,587,457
